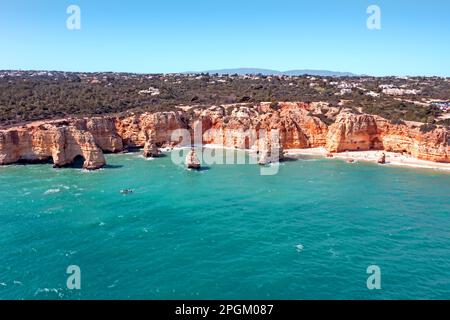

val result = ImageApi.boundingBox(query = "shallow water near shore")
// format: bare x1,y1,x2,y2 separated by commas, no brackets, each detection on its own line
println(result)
0,150,450,299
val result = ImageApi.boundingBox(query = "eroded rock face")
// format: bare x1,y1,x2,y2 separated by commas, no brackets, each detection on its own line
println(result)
186,149,201,169
115,112,189,148
257,133,285,165
0,129,32,164
326,112,450,162
326,112,382,152
200,103,328,150
1,102,449,168
277,104,329,148
143,141,160,158
85,117,123,153
0,122,106,169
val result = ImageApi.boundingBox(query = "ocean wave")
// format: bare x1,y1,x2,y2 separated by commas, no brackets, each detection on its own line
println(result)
108,280,119,289
44,188,60,195
328,248,339,258
34,287,64,298
81,168,103,173
65,250,78,257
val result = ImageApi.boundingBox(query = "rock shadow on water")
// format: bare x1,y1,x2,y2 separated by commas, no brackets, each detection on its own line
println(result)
187,166,211,172
281,156,298,163
154,153,168,158
122,147,142,154
15,157,54,166
287,154,320,161
103,164,124,169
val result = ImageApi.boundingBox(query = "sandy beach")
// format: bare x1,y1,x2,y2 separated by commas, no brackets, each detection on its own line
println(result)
285,147,450,172
169,145,450,171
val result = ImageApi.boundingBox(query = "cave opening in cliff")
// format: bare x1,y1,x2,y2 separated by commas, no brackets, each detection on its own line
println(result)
70,155,86,169
370,137,382,150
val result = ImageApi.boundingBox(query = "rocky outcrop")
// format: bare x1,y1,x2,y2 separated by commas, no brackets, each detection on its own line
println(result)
276,102,329,148
376,119,450,163
378,152,386,164
0,122,105,169
326,112,382,152
1,102,449,168
186,149,201,169
326,111,450,163
199,103,328,150
143,141,160,158
115,111,189,148
0,112,189,169
85,117,123,153
257,134,285,165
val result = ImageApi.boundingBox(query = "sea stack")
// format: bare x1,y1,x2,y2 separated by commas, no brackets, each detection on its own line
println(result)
186,148,201,169
258,136,284,165
143,141,160,158
378,152,386,164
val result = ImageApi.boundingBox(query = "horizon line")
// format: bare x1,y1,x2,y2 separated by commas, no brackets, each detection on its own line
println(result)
1,68,449,78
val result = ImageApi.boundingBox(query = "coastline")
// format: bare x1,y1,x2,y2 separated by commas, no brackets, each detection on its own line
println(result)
1,102,449,170
162,145,450,172
285,147,450,172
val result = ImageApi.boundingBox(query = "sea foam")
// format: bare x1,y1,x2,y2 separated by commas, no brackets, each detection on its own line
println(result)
44,188,60,195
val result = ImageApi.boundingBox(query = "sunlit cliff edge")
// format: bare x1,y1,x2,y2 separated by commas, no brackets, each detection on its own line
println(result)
0,102,449,169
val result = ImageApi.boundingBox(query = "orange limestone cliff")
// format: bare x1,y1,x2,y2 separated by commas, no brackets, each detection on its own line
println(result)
325,112,382,152
326,111,450,163
115,111,189,148
0,121,106,169
0,111,190,169
199,102,328,150
1,103,449,168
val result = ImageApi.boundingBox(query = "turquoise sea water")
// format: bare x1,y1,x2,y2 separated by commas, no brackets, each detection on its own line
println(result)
0,150,449,300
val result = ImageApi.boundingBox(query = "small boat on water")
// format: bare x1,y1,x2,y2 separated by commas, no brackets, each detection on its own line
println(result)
120,189,134,195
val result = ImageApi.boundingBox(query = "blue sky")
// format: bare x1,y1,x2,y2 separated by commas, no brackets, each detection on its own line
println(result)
0,0,449,76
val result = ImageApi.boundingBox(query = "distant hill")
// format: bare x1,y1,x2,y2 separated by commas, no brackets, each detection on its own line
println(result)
283,69,357,77
185,68,357,77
